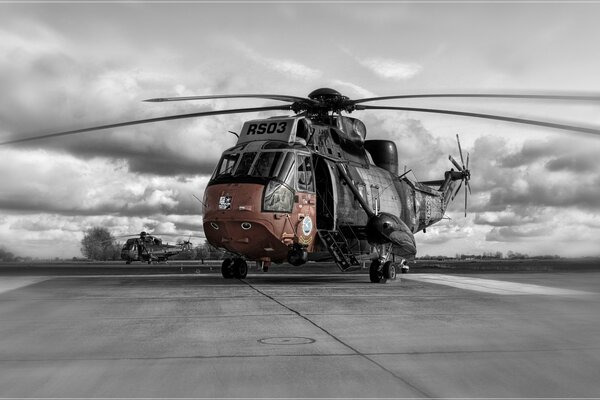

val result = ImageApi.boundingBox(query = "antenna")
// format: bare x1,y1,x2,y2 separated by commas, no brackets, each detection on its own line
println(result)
192,194,207,208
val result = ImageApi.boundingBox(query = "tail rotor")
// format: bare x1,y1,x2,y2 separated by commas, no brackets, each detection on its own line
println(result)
449,134,472,217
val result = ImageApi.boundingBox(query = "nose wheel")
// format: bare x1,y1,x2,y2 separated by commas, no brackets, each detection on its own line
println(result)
221,257,248,279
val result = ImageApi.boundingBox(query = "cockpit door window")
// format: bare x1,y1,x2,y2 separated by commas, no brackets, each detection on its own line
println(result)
297,154,314,192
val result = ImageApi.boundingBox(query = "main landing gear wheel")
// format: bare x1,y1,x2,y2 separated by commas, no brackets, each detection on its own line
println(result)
383,261,397,281
233,258,248,279
221,258,234,279
369,260,387,284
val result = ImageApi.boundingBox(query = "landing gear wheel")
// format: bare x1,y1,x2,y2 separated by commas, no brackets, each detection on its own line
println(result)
369,260,387,284
383,261,396,281
233,258,248,279
221,258,234,279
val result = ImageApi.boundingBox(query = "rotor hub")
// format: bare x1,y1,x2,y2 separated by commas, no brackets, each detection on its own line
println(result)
297,87,352,115
308,87,344,101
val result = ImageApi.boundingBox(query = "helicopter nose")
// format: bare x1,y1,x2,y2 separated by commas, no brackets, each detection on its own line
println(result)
202,183,292,261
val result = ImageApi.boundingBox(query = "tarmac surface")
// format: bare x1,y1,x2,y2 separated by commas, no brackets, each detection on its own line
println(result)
1,263,599,398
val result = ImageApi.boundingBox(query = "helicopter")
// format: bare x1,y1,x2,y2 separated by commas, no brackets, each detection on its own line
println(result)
119,231,193,264
2,87,599,282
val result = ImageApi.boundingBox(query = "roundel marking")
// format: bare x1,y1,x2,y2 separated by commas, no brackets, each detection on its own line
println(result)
302,216,313,236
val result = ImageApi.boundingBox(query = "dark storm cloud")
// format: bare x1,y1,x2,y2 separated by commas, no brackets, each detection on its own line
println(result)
488,179,600,210
470,135,600,212
499,140,553,168
172,220,204,233
485,226,548,242
545,156,597,173
96,146,218,177
0,194,179,218
474,210,540,227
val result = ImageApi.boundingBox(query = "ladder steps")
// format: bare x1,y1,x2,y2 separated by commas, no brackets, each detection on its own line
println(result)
318,230,360,271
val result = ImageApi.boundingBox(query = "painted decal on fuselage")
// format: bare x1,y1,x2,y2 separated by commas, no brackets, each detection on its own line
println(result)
302,216,313,236
219,195,232,210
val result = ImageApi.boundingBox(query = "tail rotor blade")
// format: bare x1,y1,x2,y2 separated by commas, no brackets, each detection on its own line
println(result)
464,184,468,217
449,155,463,171
452,181,463,201
456,134,465,167
466,152,470,170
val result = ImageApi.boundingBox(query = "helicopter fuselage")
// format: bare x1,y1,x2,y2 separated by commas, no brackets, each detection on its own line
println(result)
120,235,189,264
202,114,460,269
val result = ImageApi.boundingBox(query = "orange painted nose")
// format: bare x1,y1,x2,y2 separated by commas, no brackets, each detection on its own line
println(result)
202,183,290,262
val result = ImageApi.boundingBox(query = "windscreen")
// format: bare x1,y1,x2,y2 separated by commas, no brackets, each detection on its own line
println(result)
212,150,295,187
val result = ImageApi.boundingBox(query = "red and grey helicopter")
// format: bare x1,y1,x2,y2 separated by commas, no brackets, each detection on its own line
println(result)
2,87,599,282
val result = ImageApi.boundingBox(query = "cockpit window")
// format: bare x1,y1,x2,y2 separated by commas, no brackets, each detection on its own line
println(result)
214,153,239,178
276,152,295,187
297,154,314,192
233,152,256,176
252,152,281,178
212,150,296,187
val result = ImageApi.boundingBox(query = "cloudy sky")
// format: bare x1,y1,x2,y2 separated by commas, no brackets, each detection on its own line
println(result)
1,1,599,259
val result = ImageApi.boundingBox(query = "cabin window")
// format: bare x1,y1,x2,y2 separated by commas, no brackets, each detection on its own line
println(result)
297,154,314,192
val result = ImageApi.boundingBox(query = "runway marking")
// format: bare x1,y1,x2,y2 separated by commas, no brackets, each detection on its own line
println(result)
0,277,48,295
402,274,595,296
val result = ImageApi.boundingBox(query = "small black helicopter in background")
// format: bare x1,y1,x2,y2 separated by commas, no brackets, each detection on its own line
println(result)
2,87,599,282
120,231,193,264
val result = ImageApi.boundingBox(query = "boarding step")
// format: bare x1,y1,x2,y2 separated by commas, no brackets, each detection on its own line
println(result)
318,230,360,271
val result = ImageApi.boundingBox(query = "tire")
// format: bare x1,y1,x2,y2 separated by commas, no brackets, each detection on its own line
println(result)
233,258,248,279
383,261,396,280
369,260,386,283
221,258,234,279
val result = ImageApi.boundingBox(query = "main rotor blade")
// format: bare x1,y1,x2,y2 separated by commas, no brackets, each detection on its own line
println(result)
352,92,600,105
0,105,291,146
144,94,311,104
356,105,600,136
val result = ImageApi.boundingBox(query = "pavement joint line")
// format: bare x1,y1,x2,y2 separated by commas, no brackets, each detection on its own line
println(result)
5,309,598,324
240,278,434,398
3,345,600,363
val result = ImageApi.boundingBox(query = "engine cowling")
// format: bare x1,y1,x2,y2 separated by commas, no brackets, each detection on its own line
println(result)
365,212,416,256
